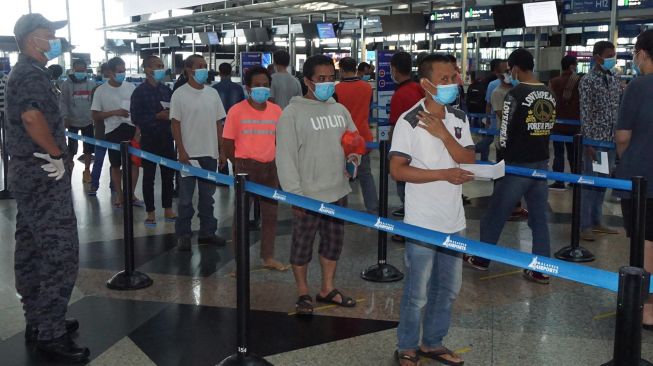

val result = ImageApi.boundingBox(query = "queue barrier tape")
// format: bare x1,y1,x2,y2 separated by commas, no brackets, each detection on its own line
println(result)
467,113,581,126
469,127,616,150
66,132,653,294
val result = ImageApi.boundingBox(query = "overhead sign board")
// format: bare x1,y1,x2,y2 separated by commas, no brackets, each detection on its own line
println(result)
464,6,494,20
431,9,462,23
563,0,611,13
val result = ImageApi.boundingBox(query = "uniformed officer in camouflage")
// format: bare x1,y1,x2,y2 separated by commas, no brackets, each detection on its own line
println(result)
6,13,89,363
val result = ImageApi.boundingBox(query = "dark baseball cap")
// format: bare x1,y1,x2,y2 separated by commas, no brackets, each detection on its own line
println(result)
13,13,67,44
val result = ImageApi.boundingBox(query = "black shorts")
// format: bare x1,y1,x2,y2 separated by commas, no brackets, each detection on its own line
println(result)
621,198,653,241
105,123,136,167
67,125,94,155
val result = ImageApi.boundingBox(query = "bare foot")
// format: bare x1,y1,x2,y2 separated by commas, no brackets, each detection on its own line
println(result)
262,258,289,271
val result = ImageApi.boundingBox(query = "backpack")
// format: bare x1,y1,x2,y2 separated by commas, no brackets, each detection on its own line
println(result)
466,80,488,113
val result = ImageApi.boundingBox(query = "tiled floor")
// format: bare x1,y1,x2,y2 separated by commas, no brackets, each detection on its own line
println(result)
0,148,650,366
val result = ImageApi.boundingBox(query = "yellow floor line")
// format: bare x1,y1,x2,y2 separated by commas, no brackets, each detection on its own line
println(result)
593,311,616,321
479,269,523,281
454,346,473,355
288,298,366,316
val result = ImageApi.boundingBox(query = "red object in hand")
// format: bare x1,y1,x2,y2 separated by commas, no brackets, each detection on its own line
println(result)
341,131,366,156
130,139,142,167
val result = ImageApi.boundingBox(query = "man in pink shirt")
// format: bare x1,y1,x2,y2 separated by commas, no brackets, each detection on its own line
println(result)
223,66,287,271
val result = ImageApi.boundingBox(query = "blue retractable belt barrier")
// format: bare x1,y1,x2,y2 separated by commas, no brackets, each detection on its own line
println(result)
469,127,616,149
65,131,653,294
503,164,632,191
370,103,390,112
467,113,580,126
366,142,380,150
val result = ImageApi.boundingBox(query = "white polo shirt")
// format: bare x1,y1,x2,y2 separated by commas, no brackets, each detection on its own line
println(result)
389,99,474,234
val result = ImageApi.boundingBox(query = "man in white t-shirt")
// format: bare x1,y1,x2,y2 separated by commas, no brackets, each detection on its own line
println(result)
90,57,141,208
389,54,475,366
170,55,227,251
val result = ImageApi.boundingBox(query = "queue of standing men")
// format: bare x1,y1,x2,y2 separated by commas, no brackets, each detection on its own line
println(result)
8,12,653,366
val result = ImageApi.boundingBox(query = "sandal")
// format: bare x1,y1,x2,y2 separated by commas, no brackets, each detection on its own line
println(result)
295,295,313,317
144,218,157,227
394,350,420,365
417,347,464,366
164,216,177,223
644,323,653,331
315,289,356,308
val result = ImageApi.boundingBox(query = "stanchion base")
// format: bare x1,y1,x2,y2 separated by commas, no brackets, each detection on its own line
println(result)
600,359,653,366
360,263,404,282
0,190,12,200
106,270,153,291
554,246,595,262
217,353,273,366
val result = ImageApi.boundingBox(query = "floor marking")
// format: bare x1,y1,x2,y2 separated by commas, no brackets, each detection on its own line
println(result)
593,311,616,321
288,298,366,316
479,269,522,281
454,346,473,355
227,267,284,278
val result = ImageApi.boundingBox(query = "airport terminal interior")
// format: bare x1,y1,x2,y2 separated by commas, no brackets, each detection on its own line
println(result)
1,0,653,365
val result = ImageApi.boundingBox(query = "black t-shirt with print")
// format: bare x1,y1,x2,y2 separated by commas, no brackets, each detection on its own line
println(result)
499,83,556,163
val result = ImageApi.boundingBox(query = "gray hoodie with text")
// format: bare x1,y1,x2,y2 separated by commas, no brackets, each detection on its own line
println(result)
275,96,357,203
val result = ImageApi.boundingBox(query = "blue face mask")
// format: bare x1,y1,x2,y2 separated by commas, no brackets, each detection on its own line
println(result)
73,72,87,81
249,87,270,104
427,81,459,105
152,69,166,82
361,75,371,81
601,57,617,71
37,38,62,60
193,68,209,84
114,73,126,83
312,81,335,102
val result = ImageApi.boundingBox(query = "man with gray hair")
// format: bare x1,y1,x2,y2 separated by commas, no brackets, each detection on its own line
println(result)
6,13,89,362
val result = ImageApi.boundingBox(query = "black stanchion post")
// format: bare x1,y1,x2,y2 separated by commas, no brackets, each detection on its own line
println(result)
219,174,272,366
107,141,153,290
601,266,652,366
555,134,595,262
361,140,404,282
0,112,12,199
630,177,648,268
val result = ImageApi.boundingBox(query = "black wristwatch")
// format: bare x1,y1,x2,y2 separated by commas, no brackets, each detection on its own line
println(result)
49,153,64,160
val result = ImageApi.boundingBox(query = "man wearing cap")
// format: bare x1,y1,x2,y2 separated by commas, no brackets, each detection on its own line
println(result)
5,13,89,362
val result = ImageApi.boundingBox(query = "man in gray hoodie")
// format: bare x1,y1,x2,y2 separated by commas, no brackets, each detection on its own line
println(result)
60,59,96,182
276,55,359,316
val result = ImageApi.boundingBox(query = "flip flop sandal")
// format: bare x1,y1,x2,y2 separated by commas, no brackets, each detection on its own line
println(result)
295,295,313,317
144,219,157,227
315,289,356,308
262,262,290,272
164,216,177,223
417,347,464,366
394,350,420,365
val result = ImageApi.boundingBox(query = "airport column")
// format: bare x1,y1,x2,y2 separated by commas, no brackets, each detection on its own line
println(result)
460,0,468,82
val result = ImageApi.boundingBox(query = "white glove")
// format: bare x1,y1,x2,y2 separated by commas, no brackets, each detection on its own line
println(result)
33,152,65,181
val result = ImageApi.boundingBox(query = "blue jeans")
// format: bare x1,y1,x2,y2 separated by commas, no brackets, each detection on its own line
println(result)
90,146,106,188
356,153,378,213
397,238,462,351
478,160,550,267
580,147,613,230
175,157,218,238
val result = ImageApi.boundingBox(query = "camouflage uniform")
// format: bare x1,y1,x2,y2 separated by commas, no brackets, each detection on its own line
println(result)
5,54,79,341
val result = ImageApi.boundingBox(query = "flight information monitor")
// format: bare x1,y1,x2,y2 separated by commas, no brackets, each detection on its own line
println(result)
523,1,559,27
317,23,336,39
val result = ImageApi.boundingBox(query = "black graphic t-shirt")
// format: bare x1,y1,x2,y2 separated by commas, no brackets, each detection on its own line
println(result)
499,83,556,163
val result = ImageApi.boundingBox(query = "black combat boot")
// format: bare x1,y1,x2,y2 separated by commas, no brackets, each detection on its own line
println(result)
36,333,90,363
25,318,79,343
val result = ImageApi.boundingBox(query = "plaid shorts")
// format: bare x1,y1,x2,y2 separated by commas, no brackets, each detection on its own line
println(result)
290,196,347,266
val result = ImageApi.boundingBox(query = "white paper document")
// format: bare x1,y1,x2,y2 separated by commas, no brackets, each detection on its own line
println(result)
592,151,609,175
459,160,505,181
181,160,201,177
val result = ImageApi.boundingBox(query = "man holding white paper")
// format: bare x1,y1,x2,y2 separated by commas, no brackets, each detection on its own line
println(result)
130,55,176,226
578,41,621,241
90,56,140,208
